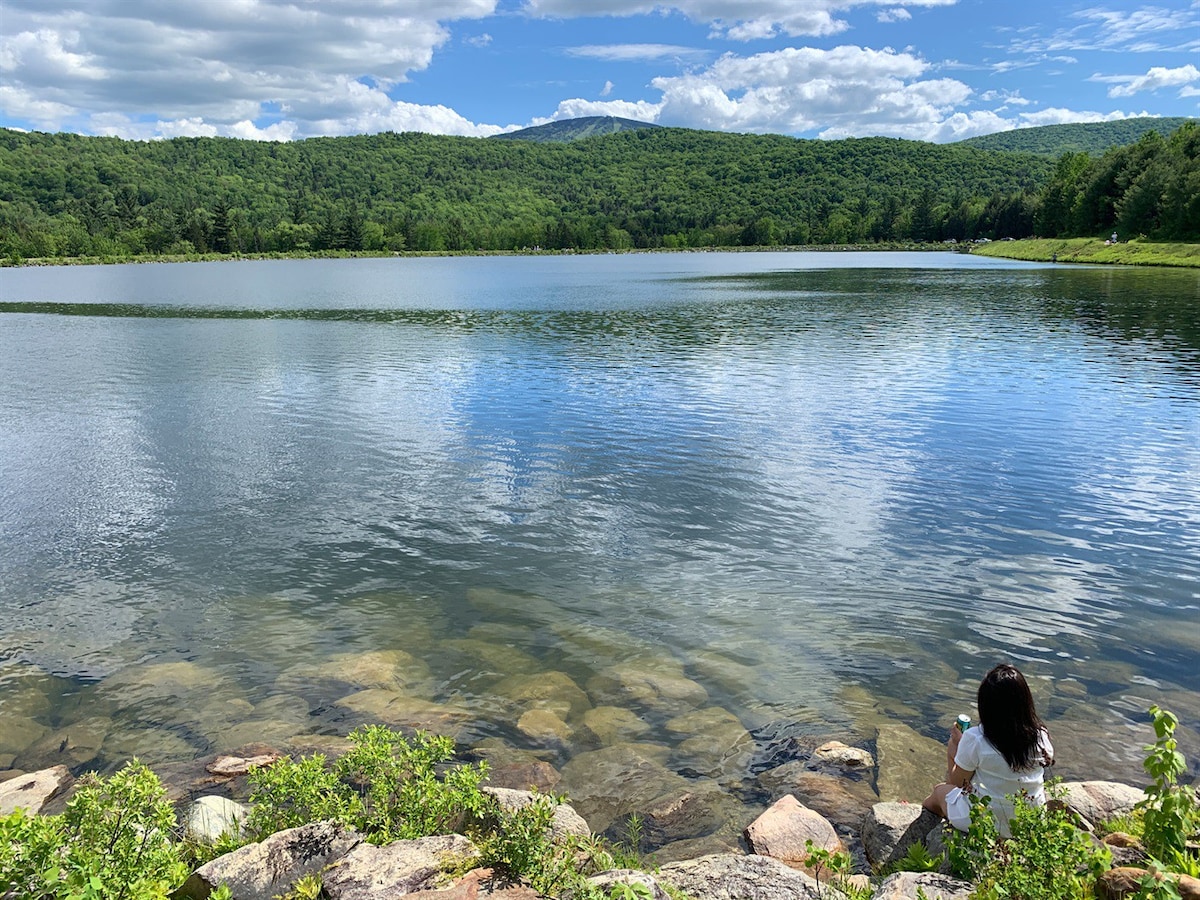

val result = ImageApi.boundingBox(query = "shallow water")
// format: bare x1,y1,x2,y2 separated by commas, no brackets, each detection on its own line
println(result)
2,252,1197,844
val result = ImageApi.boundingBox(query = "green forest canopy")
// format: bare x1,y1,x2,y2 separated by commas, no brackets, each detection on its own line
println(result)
0,120,1196,259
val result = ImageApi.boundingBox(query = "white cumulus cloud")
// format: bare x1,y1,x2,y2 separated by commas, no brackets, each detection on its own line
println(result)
1103,63,1200,97
0,0,502,139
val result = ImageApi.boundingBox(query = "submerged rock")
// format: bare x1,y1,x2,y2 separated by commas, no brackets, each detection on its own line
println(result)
14,716,111,772
470,740,562,792
0,715,48,757
875,723,944,802
666,708,754,781
444,638,543,678
557,742,685,836
586,661,708,716
277,649,434,697
516,707,574,749
492,671,591,720
578,706,652,747
334,690,472,738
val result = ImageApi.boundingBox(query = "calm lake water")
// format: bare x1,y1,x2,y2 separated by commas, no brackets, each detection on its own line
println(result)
1,252,1198,841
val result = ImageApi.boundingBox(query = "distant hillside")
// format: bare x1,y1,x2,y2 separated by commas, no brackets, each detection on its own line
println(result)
0,127,1055,259
958,117,1196,156
492,116,660,143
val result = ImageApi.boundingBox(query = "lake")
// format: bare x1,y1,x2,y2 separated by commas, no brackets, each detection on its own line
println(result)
1,252,1197,847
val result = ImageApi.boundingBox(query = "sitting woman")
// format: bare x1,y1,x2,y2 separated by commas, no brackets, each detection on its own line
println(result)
923,663,1055,837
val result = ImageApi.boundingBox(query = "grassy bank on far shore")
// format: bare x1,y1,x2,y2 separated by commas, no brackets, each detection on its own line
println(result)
971,237,1200,267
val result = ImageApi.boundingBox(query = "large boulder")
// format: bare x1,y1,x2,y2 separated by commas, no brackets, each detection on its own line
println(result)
743,795,841,871
321,834,479,900
0,765,73,815
656,853,823,900
861,802,942,868
872,872,973,900
178,820,360,900
1059,781,1146,831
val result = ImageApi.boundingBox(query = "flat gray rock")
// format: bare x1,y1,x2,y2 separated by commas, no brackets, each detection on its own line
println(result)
657,853,823,900
322,834,478,900
178,819,360,900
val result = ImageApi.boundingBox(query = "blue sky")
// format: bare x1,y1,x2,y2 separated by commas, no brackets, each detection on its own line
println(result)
1,0,1196,143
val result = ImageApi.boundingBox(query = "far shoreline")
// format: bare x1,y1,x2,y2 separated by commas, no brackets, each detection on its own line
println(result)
6,238,1197,269
3,242,951,268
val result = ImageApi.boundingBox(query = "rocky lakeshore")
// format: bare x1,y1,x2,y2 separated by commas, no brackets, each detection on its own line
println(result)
3,749,1184,900
3,586,1199,897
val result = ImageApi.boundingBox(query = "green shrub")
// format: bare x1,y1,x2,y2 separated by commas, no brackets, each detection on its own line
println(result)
1138,705,1200,876
244,725,490,844
947,783,1110,900
0,760,188,900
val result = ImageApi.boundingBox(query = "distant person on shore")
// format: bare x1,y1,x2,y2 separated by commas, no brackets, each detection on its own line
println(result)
922,663,1055,836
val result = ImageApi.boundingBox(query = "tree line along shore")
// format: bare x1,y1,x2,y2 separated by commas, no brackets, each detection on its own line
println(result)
0,121,1196,263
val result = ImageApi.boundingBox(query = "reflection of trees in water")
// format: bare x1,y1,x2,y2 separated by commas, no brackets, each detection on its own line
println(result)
1035,268,1200,359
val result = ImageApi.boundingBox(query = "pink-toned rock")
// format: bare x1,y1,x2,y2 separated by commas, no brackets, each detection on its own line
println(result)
743,794,841,871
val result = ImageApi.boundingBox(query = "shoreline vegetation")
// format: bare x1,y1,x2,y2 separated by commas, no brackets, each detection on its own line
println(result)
5,238,1200,269
2,242,947,267
2,707,1196,900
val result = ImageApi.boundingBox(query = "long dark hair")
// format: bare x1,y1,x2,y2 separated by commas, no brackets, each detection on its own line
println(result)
977,664,1052,771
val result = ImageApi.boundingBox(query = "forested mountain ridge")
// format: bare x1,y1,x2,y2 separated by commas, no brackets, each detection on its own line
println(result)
0,122,1195,259
958,117,1196,156
491,116,659,142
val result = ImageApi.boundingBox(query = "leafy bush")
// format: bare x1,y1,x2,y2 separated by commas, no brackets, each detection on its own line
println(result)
1138,705,1200,876
0,760,188,900
244,725,490,843
947,784,1110,900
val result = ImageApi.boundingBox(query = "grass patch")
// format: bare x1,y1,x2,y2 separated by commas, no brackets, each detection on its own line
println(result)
971,238,1200,267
